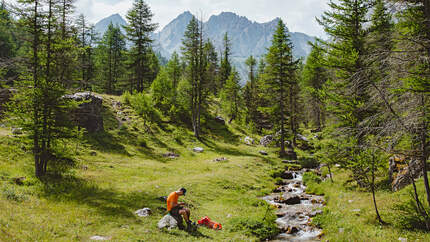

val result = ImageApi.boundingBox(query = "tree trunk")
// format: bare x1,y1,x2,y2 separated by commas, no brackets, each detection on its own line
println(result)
419,94,430,207
327,162,333,183
371,153,384,224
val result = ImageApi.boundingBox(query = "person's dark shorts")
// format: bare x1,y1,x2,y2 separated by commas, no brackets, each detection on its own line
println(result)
169,206,183,217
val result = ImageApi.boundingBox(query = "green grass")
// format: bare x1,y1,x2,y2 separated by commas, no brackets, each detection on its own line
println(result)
0,94,282,241
309,167,430,241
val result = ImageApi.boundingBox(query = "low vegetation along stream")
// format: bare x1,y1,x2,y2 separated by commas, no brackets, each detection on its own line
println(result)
263,168,325,241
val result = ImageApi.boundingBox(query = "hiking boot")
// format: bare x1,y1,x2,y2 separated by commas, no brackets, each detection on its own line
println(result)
186,221,196,231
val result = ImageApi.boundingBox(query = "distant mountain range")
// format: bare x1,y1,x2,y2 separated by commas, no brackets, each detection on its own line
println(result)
95,11,315,83
95,13,127,36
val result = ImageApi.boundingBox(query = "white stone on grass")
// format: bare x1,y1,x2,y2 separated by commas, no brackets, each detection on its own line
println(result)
135,208,152,217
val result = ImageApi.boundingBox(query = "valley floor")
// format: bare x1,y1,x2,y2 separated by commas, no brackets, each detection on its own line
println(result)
1,94,430,241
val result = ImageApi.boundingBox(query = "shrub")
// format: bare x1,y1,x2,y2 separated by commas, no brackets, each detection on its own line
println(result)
2,185,27,202
137,137,148,148
229,215,280,240
302,172,322,185
299,157,319,169
393,191,430,231
121,91,132,105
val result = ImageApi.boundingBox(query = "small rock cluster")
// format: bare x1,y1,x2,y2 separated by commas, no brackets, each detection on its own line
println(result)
163,152,180,158
260,135,274,147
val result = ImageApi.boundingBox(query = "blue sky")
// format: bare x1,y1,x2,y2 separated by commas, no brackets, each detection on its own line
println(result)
7,0,331,37
74,0,330,37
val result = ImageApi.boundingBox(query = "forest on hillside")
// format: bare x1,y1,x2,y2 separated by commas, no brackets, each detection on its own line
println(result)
1,0,430,237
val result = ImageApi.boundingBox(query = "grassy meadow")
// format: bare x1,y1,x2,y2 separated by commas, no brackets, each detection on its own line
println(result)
0,94,282,241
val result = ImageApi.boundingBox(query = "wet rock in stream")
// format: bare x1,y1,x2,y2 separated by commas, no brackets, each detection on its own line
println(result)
263,170,325,241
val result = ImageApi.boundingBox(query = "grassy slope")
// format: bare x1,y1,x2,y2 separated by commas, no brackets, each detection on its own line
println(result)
0,94,282,241
308,167,430,241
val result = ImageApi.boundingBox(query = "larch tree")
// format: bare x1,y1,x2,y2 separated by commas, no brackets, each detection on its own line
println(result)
124,0,157,92
97,22,126,94
265,19,299,157
219,32,232,92
181,16,205,139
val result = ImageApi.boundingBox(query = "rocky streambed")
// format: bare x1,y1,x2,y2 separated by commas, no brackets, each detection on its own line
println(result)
263,170,325,241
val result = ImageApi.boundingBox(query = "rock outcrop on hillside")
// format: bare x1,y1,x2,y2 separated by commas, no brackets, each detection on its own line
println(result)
390,155,424,191
64,92,104,133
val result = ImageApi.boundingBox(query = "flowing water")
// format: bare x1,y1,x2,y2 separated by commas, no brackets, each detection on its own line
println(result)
263,170,325,241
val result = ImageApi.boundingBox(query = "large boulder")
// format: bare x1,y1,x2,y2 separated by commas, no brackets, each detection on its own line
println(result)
64,92,104,132
260,135,274,147
392,158,424,191
158,214,178,230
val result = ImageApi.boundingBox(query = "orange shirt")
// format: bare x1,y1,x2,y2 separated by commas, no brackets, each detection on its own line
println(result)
167,191,179,211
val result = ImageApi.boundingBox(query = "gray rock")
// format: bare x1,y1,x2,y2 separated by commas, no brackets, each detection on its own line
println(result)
310,210,323,217
244,136,254,145
213,157,228,162
64,92,104,133
193,147,204,153
259,150,268,156
11,127,23,135
90,235,111,241
215,116,225,124
135,208,152,217
282,171,295,179
282,194,301,205
260,135,274,147
392,159,424,191
297,134,309,142
163,152,179,158
158,214,178,230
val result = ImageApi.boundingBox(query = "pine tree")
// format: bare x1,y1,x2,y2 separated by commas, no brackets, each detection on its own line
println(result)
388,0,430,213
219,32,232,91
317,0,371,143
244,55,257,125
264,19,299,157
124,0,157,92
204,40,219,93
166,51,182,91
221,68,241,123
12,0,77,178
0,1,17,87
302,43,328,130
181,16,205,138
97,22,126,94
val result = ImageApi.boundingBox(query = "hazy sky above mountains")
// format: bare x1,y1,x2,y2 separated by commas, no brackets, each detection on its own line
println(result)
7,0,330,37
75,0,330,37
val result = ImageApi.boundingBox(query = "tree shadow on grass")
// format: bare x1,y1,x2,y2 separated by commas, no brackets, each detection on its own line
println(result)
39,174,163,219
200,137,260,158
84,131,129,155
202,118,240,145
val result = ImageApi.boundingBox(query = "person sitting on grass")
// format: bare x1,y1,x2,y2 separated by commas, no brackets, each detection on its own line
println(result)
167,187,193,230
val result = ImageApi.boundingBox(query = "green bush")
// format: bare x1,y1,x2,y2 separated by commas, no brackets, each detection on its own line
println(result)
2,185,27,202
303,172,324,195
229,215,280,240
121,91,132,105
299,157,319,169
393,191,430,231
137,137,148,148
302,172,322,185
